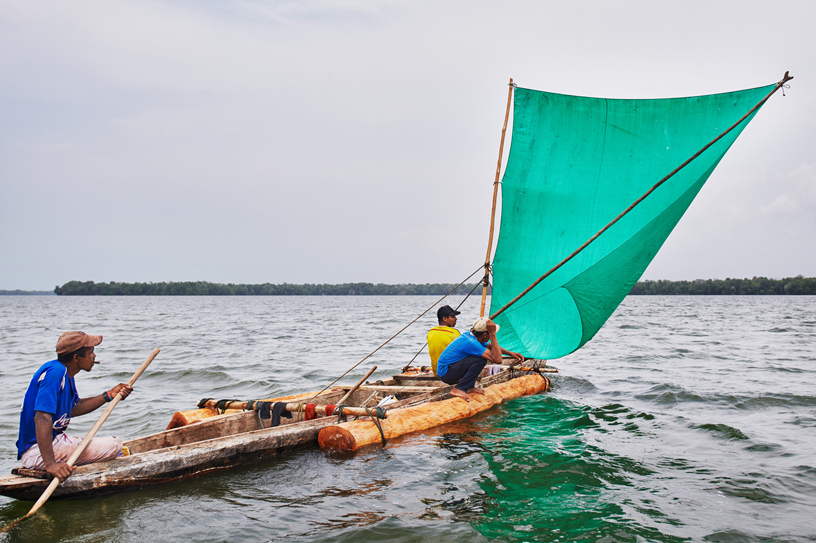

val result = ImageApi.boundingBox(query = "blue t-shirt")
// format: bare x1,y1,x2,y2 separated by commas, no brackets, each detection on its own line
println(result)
436,331,488,377
16,360,79,459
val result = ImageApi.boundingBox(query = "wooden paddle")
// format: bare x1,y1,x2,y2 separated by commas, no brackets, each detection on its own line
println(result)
1,348,160,533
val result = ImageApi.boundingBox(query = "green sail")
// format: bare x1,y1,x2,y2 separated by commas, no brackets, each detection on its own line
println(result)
490,84,775,360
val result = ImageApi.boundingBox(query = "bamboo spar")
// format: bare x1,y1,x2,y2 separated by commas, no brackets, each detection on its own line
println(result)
489,71,794,321
198,397,387,419
336,366,377,406
480,78,515,317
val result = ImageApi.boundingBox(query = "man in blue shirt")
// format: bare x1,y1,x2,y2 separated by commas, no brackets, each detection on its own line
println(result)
436,317,523,401
17,331,133,482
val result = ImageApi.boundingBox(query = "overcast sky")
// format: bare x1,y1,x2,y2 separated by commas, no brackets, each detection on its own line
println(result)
1,1,814,290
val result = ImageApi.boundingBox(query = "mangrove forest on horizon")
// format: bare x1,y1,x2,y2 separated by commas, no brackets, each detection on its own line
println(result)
50,276,816,296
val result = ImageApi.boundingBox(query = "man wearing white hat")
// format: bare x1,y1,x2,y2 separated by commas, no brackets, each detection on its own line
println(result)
435,317,523,401
16,331,133,482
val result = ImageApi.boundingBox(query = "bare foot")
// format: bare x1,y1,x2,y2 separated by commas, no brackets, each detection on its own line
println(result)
467,387,485,396
450,388,471,401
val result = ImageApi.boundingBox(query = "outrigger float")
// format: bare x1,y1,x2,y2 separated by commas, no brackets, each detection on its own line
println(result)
0,363,553,500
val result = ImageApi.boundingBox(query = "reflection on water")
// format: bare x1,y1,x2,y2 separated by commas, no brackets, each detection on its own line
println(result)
0,296,815,542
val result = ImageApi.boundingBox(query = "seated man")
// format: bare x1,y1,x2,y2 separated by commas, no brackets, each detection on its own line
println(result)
427,305,461,376
436,317,523,401
16,331,133,482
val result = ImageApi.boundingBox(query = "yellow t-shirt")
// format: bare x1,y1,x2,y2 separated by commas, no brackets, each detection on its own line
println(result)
427,326,461,375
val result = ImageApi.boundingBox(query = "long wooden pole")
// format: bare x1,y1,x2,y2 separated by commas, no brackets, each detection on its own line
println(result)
337,366,377,406
3,348,160,531
480,78,515,317
490,71,793,321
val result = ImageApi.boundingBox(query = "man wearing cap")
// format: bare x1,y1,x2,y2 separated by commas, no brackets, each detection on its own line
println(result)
16,331,133,482
427,305,462,376
435,317,524,401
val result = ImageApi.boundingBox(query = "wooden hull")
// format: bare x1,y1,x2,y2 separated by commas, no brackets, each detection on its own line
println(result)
0,366,552,501
0,415,335,501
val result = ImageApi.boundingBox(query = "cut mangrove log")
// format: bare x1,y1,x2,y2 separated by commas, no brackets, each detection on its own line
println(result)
318,373,550,451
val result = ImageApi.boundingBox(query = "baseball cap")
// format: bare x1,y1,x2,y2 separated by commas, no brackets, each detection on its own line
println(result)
56,331,103,355
437,305,461,320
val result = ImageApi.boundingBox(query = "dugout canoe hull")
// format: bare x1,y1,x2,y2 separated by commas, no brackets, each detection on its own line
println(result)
0,366,551,501
0,416,334,501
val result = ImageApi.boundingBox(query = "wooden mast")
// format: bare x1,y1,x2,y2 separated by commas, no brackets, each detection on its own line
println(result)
480,78,515,317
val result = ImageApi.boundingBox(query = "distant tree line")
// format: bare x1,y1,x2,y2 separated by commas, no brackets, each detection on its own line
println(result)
51,276,816,296
54,280,490,296
0,290,56,296
628,276,816,295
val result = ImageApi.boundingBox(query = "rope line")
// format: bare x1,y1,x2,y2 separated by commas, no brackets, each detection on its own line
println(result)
403,277,485,372
302,264,484,404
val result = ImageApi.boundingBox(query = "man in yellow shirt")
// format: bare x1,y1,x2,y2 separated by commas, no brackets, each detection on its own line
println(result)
427,305,461,376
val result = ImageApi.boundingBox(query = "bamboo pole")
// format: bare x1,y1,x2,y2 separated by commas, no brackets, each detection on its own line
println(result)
336,366,377,406
199,394,387,419
2,348,160,532
480,78,515,317
490,71,793,321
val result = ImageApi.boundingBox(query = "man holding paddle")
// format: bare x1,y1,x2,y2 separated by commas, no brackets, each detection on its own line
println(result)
16,331,133,482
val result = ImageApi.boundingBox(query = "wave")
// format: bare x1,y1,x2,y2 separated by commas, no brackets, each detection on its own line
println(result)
634,384,816,409
691,423,749,441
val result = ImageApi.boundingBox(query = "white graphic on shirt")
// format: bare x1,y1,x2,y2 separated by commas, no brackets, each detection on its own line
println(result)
52,413,70,434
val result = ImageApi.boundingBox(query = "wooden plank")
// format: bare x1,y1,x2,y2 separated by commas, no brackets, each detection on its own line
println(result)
338,385,444,393
393,374,441,382
379,369,515,410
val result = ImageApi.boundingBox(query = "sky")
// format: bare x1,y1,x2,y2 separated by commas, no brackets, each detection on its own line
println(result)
1,0,814,291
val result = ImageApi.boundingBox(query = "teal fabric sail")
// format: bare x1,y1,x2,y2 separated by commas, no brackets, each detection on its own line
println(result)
490,84,775,360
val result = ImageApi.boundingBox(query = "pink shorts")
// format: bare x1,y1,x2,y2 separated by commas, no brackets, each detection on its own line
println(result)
20,433,123,470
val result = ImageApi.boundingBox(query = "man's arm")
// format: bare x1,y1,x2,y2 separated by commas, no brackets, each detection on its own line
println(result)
480,321,503,364
34,411,73,482
500,347,524,363
71,383,133,417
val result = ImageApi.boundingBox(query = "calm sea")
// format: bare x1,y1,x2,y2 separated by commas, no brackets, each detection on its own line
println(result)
0,295,814,542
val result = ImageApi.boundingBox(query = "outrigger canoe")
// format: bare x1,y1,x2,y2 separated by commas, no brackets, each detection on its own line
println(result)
0,363,552,501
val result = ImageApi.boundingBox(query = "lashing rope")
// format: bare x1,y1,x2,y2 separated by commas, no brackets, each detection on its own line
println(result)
364,407,387,448
198,398,240,414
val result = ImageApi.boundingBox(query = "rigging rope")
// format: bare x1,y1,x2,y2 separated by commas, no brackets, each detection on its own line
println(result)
402,276,485,372
302,264,485,404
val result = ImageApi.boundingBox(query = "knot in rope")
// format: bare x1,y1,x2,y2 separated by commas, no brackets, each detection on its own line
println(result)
214,399,240,414
335,404,348,423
